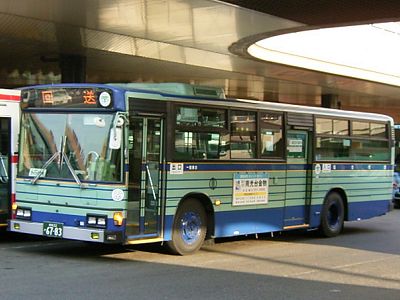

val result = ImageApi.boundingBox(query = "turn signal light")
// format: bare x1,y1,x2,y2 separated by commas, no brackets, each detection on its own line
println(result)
113,212,123,226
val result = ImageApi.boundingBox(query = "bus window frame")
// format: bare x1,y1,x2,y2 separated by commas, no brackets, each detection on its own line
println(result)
172,103,229,161
171,103,287,162
259,111,284,160
314,115,390,163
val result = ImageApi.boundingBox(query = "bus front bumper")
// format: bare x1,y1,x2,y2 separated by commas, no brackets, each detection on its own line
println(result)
9,220,123,243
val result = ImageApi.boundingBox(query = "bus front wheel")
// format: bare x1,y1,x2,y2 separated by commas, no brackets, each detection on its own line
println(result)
167,199,207,255
319,192,344,237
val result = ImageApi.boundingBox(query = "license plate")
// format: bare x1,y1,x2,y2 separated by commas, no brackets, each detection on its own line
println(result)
43,222,63,238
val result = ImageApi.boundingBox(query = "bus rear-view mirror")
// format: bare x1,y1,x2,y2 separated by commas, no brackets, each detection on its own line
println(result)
109,127,122,149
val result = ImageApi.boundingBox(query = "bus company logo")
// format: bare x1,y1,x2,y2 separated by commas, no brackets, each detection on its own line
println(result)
112,189,124,201
83,90,96,105
42,91,54,104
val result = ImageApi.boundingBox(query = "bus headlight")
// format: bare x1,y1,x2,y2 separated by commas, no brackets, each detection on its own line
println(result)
113,212,123,226
16,207,32,220
97,217,106,226
87,216,97,225
86,214,107,228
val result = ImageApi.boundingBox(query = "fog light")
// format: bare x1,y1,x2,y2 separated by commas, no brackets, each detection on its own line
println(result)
113,212,123,226
13,223,20,230
106,234,117,241
91,232,100,240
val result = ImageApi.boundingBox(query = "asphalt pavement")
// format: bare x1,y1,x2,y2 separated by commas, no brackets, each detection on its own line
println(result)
0,209,399,300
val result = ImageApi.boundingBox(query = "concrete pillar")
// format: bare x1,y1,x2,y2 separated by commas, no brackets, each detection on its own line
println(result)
59,54,86,83
321,94,341,109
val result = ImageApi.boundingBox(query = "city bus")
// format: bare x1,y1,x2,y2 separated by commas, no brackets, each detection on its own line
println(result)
9,83,393,254
0,89,20,230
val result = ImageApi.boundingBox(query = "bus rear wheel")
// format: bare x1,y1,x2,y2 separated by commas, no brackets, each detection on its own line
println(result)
319,192,344,237
167,199,207,255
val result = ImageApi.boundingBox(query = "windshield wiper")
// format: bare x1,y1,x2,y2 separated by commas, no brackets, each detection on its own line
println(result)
59,135,84,188
60,150,84,189
31,136,64,185
31,136,85,189
31,151,60,185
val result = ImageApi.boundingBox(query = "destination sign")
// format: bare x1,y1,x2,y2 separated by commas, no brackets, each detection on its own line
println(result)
21,87,114,109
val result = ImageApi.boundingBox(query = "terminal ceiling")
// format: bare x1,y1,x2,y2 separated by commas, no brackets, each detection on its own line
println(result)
0,0,400,117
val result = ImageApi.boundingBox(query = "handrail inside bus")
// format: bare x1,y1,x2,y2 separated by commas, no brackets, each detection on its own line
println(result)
0,154,9,183
145,164,157,202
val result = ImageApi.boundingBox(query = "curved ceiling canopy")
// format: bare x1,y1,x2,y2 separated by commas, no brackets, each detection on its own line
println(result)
248,22,400,86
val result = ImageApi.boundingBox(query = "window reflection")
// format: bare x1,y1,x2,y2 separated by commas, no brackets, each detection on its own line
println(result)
260,113,283,158
18,113,122,182
230,111,256,159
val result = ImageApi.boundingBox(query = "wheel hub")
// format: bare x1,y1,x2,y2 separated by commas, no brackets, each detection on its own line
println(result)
180,212,201,245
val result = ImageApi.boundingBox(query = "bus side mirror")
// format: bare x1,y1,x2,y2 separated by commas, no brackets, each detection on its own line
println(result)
109,116,124,150
109,127,122,149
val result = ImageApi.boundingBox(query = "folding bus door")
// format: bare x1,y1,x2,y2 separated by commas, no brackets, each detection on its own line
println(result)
126,116,164,238
284,130,312,229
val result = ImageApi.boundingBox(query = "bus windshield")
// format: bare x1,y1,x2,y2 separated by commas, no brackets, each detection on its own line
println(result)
18,112,122,183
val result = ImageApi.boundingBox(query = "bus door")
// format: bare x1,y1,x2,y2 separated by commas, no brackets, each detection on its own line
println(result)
126,116,164,238
284,130,312,229
0,117,11,227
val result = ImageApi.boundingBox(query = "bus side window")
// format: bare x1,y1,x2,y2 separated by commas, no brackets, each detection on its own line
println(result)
230,110,256,159
175,131,226,160
260,112,283,159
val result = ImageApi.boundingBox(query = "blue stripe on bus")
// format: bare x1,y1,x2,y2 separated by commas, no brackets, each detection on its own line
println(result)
166,163,391,172
166,175,392,184
163,200,389,241
29,211,125,232
347,200,390,220
20,200,390,242
163,206,283,241
330,164,393,171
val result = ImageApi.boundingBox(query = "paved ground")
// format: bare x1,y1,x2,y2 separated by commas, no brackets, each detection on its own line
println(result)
0,209,399,300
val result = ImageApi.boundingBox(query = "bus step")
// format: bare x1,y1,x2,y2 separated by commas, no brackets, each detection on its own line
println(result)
283,224,310,230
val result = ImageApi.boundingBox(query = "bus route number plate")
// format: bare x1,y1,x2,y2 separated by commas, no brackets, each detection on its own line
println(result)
43,222,63,238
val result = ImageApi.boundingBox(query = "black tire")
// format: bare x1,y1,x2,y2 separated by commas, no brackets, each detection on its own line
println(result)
319,192,345,237
393,199,400,209
166,199,207,255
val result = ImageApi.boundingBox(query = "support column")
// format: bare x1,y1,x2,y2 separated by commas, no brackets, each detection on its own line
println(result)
321,94,341,109
59,54,86,83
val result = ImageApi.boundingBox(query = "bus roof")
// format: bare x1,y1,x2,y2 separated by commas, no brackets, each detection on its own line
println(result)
20,83,393,124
